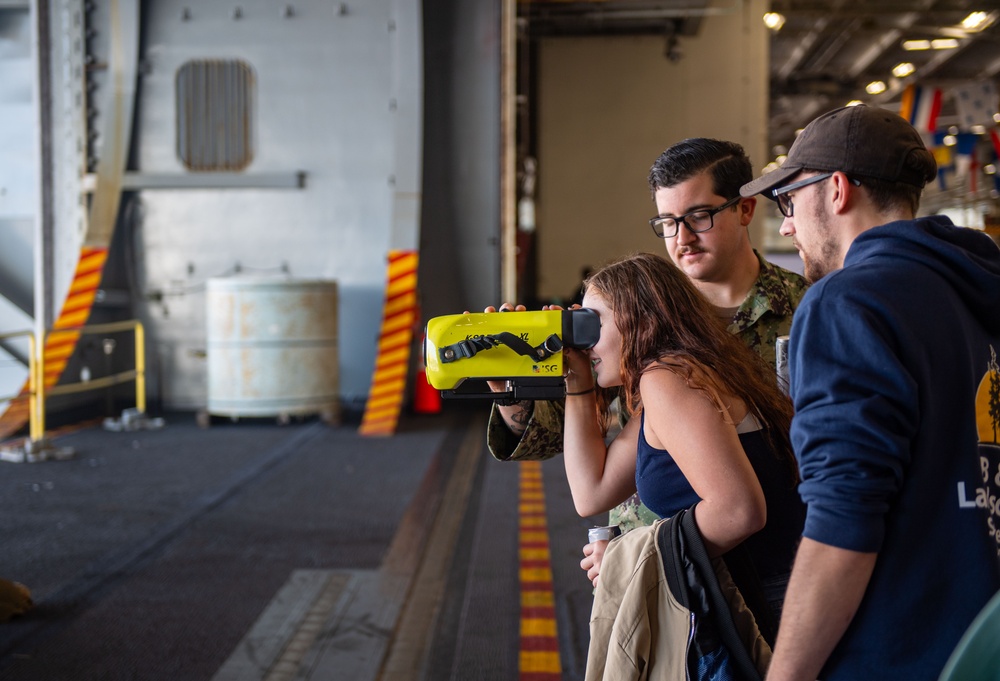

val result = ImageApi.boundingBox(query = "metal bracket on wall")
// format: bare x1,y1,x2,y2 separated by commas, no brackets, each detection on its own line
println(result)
105,171,307,190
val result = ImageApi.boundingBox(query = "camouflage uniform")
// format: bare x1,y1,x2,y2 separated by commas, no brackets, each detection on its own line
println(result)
728,251,809,368
486,250,809,533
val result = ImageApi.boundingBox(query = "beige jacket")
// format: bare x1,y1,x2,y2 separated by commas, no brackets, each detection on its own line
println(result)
586,517,772,681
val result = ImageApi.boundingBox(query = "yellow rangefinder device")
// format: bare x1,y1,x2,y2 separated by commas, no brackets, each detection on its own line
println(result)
423,308,600,402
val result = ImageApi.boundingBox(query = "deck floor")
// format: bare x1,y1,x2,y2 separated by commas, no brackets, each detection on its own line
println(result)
0,405,602,680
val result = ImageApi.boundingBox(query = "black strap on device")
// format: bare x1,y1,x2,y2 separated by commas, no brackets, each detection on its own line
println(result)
439,332,563,364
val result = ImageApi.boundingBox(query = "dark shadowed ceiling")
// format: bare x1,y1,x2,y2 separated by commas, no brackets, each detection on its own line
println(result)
520,0,1000,160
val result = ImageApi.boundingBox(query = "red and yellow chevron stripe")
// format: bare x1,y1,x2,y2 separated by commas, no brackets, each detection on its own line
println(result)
0,247,107,441
358,249,419,436
518,461,563,680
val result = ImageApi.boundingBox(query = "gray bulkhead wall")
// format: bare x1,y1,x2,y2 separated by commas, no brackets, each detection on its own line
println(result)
0,7,37,318
127,0,438,413
4,0,500,417
0,1,92,413
0,6,40,404
419,0,501,320
533,0,770,301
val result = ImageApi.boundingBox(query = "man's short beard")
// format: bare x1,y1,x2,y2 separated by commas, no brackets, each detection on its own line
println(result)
802,202,840,282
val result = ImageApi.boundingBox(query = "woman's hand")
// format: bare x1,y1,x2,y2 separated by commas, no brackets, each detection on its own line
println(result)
563,347,595,394
581,540,609,588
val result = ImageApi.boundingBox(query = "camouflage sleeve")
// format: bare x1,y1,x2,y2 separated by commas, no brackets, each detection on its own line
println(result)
485,399,566,462
730,255,810,371
608,493,661,534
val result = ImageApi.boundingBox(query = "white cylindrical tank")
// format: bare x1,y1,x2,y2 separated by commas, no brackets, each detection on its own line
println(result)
206,277,339,422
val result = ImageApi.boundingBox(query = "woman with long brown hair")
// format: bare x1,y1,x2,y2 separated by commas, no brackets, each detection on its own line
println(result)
562,252,803,617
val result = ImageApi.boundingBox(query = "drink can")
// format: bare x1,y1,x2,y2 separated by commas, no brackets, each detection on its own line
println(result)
588,525,621,543
776,335,790,395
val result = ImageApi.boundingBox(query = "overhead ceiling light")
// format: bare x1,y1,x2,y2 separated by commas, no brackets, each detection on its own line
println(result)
971,124,987,134
943,135,957,146
763,12,785,31
846,100,864,107
892,62,916,78
903,38,961,51
866,81,887,95
931,38,960,49
962,11,990,32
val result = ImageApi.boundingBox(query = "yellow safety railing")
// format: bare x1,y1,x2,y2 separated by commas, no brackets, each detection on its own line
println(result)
38,320,146,438
0,330,40,441
0,320,146,445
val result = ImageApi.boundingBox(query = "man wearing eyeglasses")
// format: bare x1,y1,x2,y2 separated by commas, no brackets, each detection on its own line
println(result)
647,138,808,365
740,104,1000,681
487,138,809,588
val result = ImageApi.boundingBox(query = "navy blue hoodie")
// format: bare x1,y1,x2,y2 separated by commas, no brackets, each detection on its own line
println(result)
788,216,1000,680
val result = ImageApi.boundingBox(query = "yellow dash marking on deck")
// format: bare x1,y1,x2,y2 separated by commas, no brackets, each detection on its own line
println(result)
521,590,554,608
521,618,558,637
517,461,562,678
519,651,562,674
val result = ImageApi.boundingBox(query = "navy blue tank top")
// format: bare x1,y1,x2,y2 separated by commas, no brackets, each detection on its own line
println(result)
636,413,805,581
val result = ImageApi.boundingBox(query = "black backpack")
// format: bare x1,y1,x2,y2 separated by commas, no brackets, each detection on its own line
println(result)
658,507,773,681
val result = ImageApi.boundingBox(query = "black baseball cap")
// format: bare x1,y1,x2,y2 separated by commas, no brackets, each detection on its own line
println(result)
741,104,937,198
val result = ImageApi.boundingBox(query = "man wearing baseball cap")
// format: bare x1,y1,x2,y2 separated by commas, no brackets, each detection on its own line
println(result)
741,104,1000,680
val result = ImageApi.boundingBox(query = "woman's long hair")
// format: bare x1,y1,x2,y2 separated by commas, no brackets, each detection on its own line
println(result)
585,252,797,480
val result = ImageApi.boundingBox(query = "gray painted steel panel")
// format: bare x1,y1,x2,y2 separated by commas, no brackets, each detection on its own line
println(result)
417,0,502,321
0,8,36,335
0,1,506,420
133,0,421,410
0,7,43,412
47,0,88,317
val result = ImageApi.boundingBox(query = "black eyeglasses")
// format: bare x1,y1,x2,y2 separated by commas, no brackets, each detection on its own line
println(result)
648,196,740,239
771,172,861,218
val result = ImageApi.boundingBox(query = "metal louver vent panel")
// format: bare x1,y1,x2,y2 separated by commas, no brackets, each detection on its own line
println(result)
176,59,254,171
